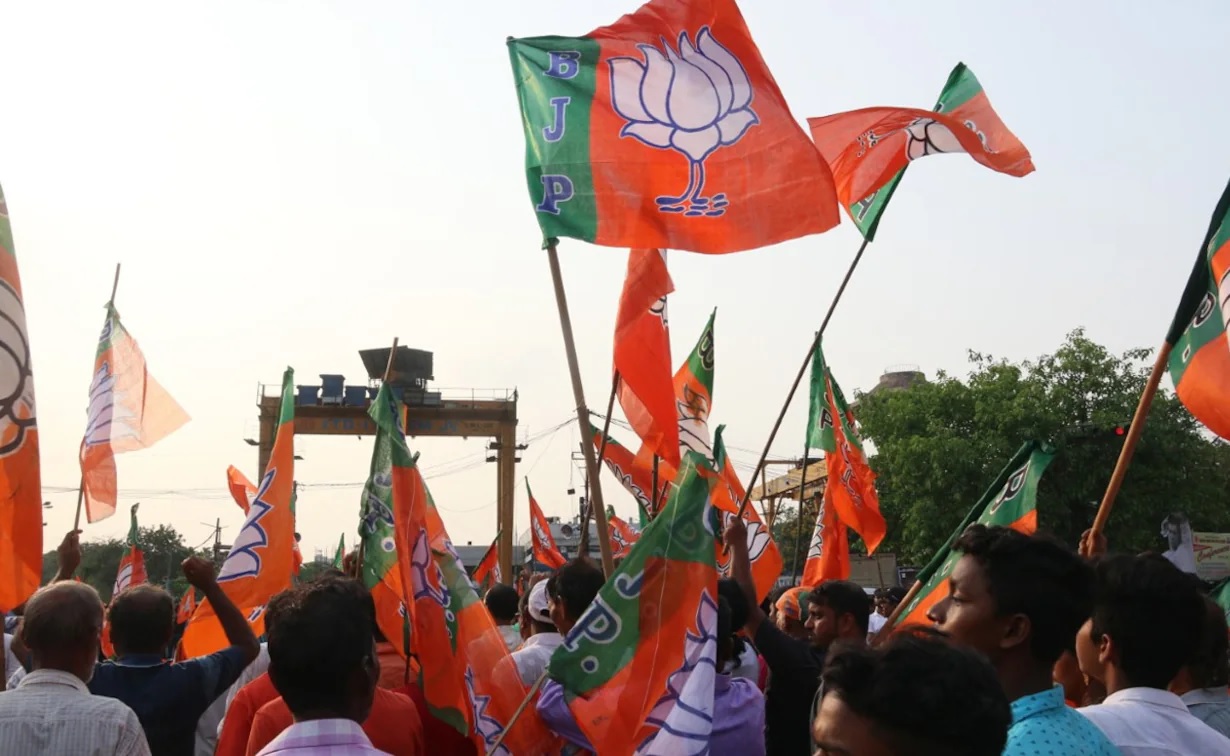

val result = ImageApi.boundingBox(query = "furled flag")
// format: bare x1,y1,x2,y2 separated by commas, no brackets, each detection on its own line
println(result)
471,533,502,593
544,451,720,752
809,62,1033,240
357,388,413,662
111,503,147,598
181,369,295,657
894,441,1055,629
609,514,641,559
79,304,188,523
177,590,196,624
614,248,680,466
710,425,783,603
332,534,346,569
590,423,673,522
527,480,567,570
507,0,840,254
0,182,42,614
806,342,886,553
802,483,850,586
1166,178,1230,439
226,465,255,514
675,310,716,459
382,383,557,754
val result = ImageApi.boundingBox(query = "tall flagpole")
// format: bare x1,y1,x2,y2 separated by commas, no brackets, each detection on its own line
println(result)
74,263,123,531
357,337,399,576
545,240,615,575
579,371,619,556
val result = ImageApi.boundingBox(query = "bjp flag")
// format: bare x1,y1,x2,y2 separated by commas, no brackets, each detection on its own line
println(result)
181,369,295,657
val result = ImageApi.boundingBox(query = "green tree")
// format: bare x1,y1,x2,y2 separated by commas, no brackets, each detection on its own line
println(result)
41,524,206,602
855,329,1230,564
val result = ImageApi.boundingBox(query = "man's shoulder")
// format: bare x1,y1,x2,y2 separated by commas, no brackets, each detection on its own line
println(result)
1007,706,1117,755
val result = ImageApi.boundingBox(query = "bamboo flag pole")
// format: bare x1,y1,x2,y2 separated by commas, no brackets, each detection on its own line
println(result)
873,578,924,646
358,337,400,575
73,263,123,531
546,241,615,575
1081,342,1172,556
579,371,619,556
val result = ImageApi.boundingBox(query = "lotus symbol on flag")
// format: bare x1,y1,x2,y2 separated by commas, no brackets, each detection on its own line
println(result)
610,28,759,217
0,281,35,456
904,117,989,160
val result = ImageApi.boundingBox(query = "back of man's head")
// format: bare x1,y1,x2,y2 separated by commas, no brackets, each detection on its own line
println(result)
264,588,297,638
1181,595,1230,690
809,580,873,637
268,577,378,723
817,630,1010,755
22,581,105,681
954,524,1093,665
549,558,605,626
1090,554,1204,689
108,584,174,656
717,578,750,631
484,583,520,625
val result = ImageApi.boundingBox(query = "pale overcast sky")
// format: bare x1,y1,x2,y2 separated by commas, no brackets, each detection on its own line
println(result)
2,0,1226,560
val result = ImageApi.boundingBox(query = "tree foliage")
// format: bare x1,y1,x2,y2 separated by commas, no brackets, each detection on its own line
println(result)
854,329,1230,564
41,524,208,602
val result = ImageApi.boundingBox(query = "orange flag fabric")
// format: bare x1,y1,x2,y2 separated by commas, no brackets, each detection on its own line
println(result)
808,62,1033,222
614,249,680,466
802,484,850,586
526,480,567,570
79,304,188,523
177,590,196,624
710,426,783,603
111,503,147,598
508,0,840,254
226,465,255,514
590,423,673,520
608,514,640,560
0,182,42,613
181,369,295,657
471,533,501,592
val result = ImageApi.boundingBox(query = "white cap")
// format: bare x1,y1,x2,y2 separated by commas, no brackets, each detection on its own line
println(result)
527,580,553,625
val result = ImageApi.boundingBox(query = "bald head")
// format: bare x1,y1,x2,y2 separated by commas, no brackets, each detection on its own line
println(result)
108,584,174,655
20,582,105,681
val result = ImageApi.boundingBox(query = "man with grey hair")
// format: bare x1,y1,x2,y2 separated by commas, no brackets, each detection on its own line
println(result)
0,581,150,755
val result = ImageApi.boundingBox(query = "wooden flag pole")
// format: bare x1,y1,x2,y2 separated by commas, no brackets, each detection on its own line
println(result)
358,337,400,576
736,237,871,519
73,263,124,530
650,454,659,521
546,241,615,575
579,371,619,556
1082,341,1172,556
486,668,549,755
873,578,924,646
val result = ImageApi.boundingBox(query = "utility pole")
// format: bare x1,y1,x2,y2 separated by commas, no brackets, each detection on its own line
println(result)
201,519,224,567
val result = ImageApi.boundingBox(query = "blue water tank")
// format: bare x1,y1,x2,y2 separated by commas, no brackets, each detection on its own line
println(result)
296,385,320,406
320,374,344,405
343,386,368,407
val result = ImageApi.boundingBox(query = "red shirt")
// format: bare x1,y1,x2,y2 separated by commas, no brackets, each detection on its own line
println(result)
245,687,425,756
215,673,280,756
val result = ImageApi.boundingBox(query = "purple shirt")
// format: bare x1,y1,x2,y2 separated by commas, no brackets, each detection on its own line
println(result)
537,674,766,755
255,718,390,755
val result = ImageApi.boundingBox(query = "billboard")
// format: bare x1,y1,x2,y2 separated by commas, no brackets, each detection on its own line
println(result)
1193,532,1230,582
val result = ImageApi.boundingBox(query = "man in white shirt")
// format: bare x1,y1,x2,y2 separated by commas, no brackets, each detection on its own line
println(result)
1077,554,1230,755
509,579,563,686
0,582,150,756
484,583,523,652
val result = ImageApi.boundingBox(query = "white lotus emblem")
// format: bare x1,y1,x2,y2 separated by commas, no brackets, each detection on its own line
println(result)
0,280,35,456
610,28,759,216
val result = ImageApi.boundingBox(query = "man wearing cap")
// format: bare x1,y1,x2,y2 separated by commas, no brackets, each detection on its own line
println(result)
509,579,562,686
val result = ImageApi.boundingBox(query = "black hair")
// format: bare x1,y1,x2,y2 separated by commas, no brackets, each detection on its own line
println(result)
108,584,175,654
312,567,347,582
717,578,750,630
268,577,376,717
264,588,297,637
821,630,1010,755
484,584,520,623
954,524,1093,663
547,558,605,622
1089,554,1204,689
1186,595,1229,689
809,580,872,636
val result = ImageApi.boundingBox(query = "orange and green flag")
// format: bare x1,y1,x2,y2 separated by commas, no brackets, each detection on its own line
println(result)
182,369,295,657
508,0,840,254
1167,178,1230,439
590,422,672,523
544,451,721,752
527,480,567,571
176,589,196,624
894,441,1055,629
384,383,557,754
674,310,715,459
357,390,414,662
809,62,1033,241
608,514,640,559
806,342,886,553
111,503,147,598
471,532,501,593
614,248,680,466
710,425,783,603
79,303,188,523
802,485,850,586
0,182,42,614
331,534,346,570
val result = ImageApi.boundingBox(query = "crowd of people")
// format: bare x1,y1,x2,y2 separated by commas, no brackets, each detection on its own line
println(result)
0,522,1228,755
